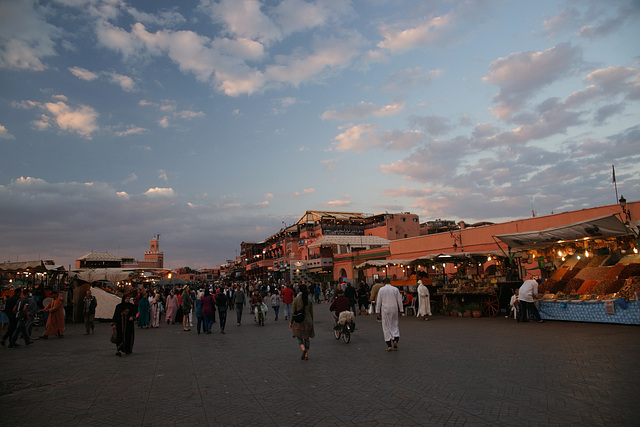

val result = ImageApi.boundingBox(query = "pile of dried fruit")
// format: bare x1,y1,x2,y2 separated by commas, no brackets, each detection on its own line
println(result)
577,280,597,295
563,278,584,294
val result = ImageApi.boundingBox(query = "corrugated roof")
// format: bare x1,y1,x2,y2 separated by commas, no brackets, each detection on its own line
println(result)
77,252,122,262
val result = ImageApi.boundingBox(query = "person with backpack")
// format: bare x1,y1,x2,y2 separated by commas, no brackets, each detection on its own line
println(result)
289,284,314,361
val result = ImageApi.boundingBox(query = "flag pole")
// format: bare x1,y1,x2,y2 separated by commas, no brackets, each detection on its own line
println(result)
612,164,619,202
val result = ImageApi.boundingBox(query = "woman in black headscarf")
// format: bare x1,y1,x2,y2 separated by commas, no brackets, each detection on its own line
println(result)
112,294,137,356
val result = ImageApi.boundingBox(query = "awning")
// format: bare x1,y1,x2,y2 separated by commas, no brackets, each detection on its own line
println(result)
494,214,629,250
415,251,511,263
0,261,65,273
355,259,417,269
74,269,134,283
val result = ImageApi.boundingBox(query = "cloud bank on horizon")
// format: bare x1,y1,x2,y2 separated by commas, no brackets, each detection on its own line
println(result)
1,0,639,269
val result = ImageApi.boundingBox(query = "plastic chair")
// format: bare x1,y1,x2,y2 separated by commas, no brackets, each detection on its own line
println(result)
404,298,416,316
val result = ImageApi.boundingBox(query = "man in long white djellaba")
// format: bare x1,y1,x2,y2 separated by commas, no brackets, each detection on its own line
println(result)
416,280,432,320
375,278,404,351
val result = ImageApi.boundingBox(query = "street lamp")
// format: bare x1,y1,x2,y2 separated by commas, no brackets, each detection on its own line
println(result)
619,195,632,225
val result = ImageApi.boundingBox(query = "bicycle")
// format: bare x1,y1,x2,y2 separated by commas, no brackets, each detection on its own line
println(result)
333,312,355,343
253,304,265,326
27,311,45,340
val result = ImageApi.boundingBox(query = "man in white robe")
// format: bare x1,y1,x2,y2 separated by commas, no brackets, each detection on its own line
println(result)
416,280,432,320
375,279,403,351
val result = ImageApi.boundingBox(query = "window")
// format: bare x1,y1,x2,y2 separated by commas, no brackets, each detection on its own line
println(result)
402,217,406,222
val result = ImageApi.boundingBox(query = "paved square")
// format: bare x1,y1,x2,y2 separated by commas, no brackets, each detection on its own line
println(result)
1,304,639,426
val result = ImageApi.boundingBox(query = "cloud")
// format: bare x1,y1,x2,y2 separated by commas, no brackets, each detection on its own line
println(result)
68,66,99,81
0,0,61,70
87,2,363,96
144,187,175,198
114,126,146,137
331,124,425,152
0,176,288,269
18,98,99,139
0,124,15,140
322,99,405,121
139,99,204,127
483,43,582,120
293,188,315,197
377,13,454,53
323,199,351,207
578,1,640,39
108,72,136,92
409,114,452,137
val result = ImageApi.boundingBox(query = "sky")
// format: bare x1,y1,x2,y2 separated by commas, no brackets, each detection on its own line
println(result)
1,0,639,270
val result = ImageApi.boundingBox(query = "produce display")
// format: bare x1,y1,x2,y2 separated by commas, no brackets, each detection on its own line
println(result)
539,260,640,301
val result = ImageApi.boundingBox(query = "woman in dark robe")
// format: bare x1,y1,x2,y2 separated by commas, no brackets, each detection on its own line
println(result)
112,295,137,356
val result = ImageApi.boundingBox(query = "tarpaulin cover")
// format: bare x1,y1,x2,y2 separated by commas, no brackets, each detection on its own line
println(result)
74,269,133,283
495,215,629,249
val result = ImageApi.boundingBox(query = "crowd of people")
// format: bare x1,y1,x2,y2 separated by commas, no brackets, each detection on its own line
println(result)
1,275,462,358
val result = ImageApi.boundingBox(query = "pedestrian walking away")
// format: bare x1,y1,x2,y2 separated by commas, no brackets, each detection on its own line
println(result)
290,284,314,360
375,278,403,351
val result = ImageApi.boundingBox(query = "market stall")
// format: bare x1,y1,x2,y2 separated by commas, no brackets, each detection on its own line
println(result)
420,252,521,317
496,214,640,325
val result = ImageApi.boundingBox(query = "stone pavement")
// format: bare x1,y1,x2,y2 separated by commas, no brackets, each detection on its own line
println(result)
1,303,639,427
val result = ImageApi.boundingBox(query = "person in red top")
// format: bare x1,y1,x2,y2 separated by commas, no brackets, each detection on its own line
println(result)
329,289,351,326
281,285,295,321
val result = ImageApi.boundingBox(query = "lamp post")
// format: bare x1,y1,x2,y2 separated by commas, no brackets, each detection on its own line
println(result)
619,195,631,224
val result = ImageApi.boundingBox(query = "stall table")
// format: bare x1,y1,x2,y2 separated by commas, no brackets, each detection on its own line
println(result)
538,299,640,325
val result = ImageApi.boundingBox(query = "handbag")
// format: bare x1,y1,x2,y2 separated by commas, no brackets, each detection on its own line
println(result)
292,309,305,323
110,324,117,343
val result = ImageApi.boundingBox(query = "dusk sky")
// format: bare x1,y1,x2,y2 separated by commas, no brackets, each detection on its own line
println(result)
1,0,639,270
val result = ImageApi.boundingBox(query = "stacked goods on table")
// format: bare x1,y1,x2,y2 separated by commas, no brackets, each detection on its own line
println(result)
539,255,640,300
616,277,640,300
565,266,610,294
539,267,581,293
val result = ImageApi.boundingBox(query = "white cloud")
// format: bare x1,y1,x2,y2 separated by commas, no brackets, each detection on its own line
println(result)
21,99,99,139
108,72,136,92
114,126,146,137
323,199,351,207
0,124,15,140
377,13,453,53
0,0,60,70
69,66,99,81
144,187,175,198
331,124,424,152
483,43,582,120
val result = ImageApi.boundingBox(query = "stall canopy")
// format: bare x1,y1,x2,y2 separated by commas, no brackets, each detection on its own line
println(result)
495,214,629,250
0,260,65,273
355,259,418,269
74,269,134,283
416,251,511,262
355,251,511,269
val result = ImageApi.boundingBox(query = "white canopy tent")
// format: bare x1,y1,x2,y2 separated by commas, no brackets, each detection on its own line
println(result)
91,286,122,319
